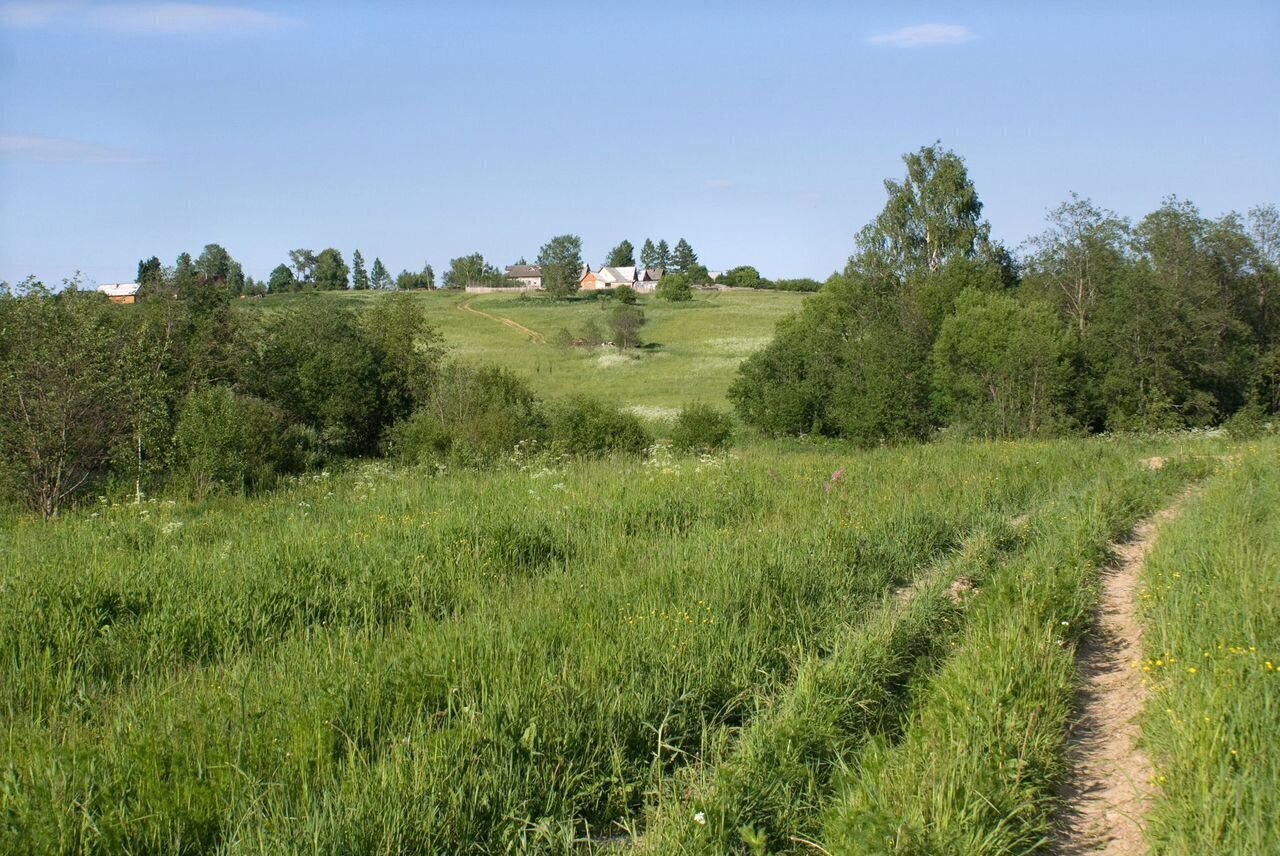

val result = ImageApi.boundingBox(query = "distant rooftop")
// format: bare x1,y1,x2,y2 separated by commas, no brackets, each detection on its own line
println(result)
97,282,140,297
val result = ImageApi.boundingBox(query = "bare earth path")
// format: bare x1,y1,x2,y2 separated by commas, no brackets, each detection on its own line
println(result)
1054,486,1198,855
458,298,546,343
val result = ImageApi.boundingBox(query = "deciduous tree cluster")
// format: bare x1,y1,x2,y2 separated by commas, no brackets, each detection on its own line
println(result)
732,144,1280,442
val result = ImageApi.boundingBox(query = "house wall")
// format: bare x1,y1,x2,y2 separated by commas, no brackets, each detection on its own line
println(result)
464,284,543,294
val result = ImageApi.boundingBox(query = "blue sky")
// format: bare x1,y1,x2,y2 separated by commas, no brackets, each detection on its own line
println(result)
2,1,1277,286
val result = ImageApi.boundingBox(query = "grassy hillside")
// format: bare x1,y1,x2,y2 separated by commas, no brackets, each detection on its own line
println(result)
6,434,1271,854
242,288,807,414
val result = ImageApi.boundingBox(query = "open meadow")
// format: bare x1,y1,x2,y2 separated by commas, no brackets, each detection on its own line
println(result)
3,432,1275,853
242,289,808,415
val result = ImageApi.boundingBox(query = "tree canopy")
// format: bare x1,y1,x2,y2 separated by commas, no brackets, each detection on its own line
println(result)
606,240,636,268
538,234,584,298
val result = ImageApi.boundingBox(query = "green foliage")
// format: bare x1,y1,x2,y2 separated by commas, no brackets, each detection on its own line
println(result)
174,386,251,498
670,403,734,453
607,239,636,268
538,234,584,298
387,362,544,468
613,284,638,304
359,293,444,422
1023,192,1128,336
732,273,937,441
672,237,699,273
657,239,671,269
720,265,765,289
313,248,350,291
931,290,1070,438
442,252,502,289
136,256,162,291
656,271,693,302
369,257,393,290
545,395,652,456
736,145,1273,443
351,249,369,291
579,316,605,347
0,288,131,516
268,263,296,293
768,277,824,292
289,249,317,284
551,326,575,351
640,238,659,270
247,303,392,456
607,303,646,349
851,142,990,280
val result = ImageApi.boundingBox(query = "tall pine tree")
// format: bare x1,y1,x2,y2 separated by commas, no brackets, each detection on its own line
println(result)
606,240,636,267
656,239,671,270
351,249,369,290
370,257,391,289
640,238,658,269
672,238,698,273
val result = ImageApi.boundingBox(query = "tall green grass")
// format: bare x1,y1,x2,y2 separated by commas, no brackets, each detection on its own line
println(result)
1139,440,1279,853
0,437,1221,853
818,454,1213,854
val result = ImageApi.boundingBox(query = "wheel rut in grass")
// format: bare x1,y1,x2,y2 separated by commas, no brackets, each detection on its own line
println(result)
1054,485,1198,855
458,298,546,343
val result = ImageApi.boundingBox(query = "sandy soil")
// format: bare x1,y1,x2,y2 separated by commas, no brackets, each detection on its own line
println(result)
1054,489,1197,855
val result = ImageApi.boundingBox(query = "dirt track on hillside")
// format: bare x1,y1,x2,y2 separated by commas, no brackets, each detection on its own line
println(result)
458,299,546,343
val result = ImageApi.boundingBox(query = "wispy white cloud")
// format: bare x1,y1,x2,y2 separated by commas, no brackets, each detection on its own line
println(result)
0,2,296,34
0,1,70,27
0,134,148,164
868,23,976,48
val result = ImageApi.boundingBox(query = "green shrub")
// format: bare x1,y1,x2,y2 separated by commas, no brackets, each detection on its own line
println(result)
386,363,545,468
579,317,605,347
608,303,646,349
613,285,638,304
551,327,574,351
1223,404,1276,438
546,395,652,457
656,272,693,302
175,387,250,498
670,403,734,453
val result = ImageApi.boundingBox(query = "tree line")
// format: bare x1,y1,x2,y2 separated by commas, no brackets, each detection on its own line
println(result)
731,143,1279,442
0,257,675,518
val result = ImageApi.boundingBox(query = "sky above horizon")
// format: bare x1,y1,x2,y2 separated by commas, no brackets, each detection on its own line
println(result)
1,1,1278,286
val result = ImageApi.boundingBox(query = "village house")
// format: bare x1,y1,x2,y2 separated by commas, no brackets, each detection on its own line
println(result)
504,264,542,288
97,282,140,304
635,267,664,292
579,265,664,292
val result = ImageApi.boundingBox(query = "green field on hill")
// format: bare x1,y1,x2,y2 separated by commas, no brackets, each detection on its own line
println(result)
244,288,808,414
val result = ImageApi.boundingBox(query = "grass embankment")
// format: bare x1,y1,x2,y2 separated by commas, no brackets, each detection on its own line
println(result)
0,439,1172,853
243,288,807,412
1139,441,1279,854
